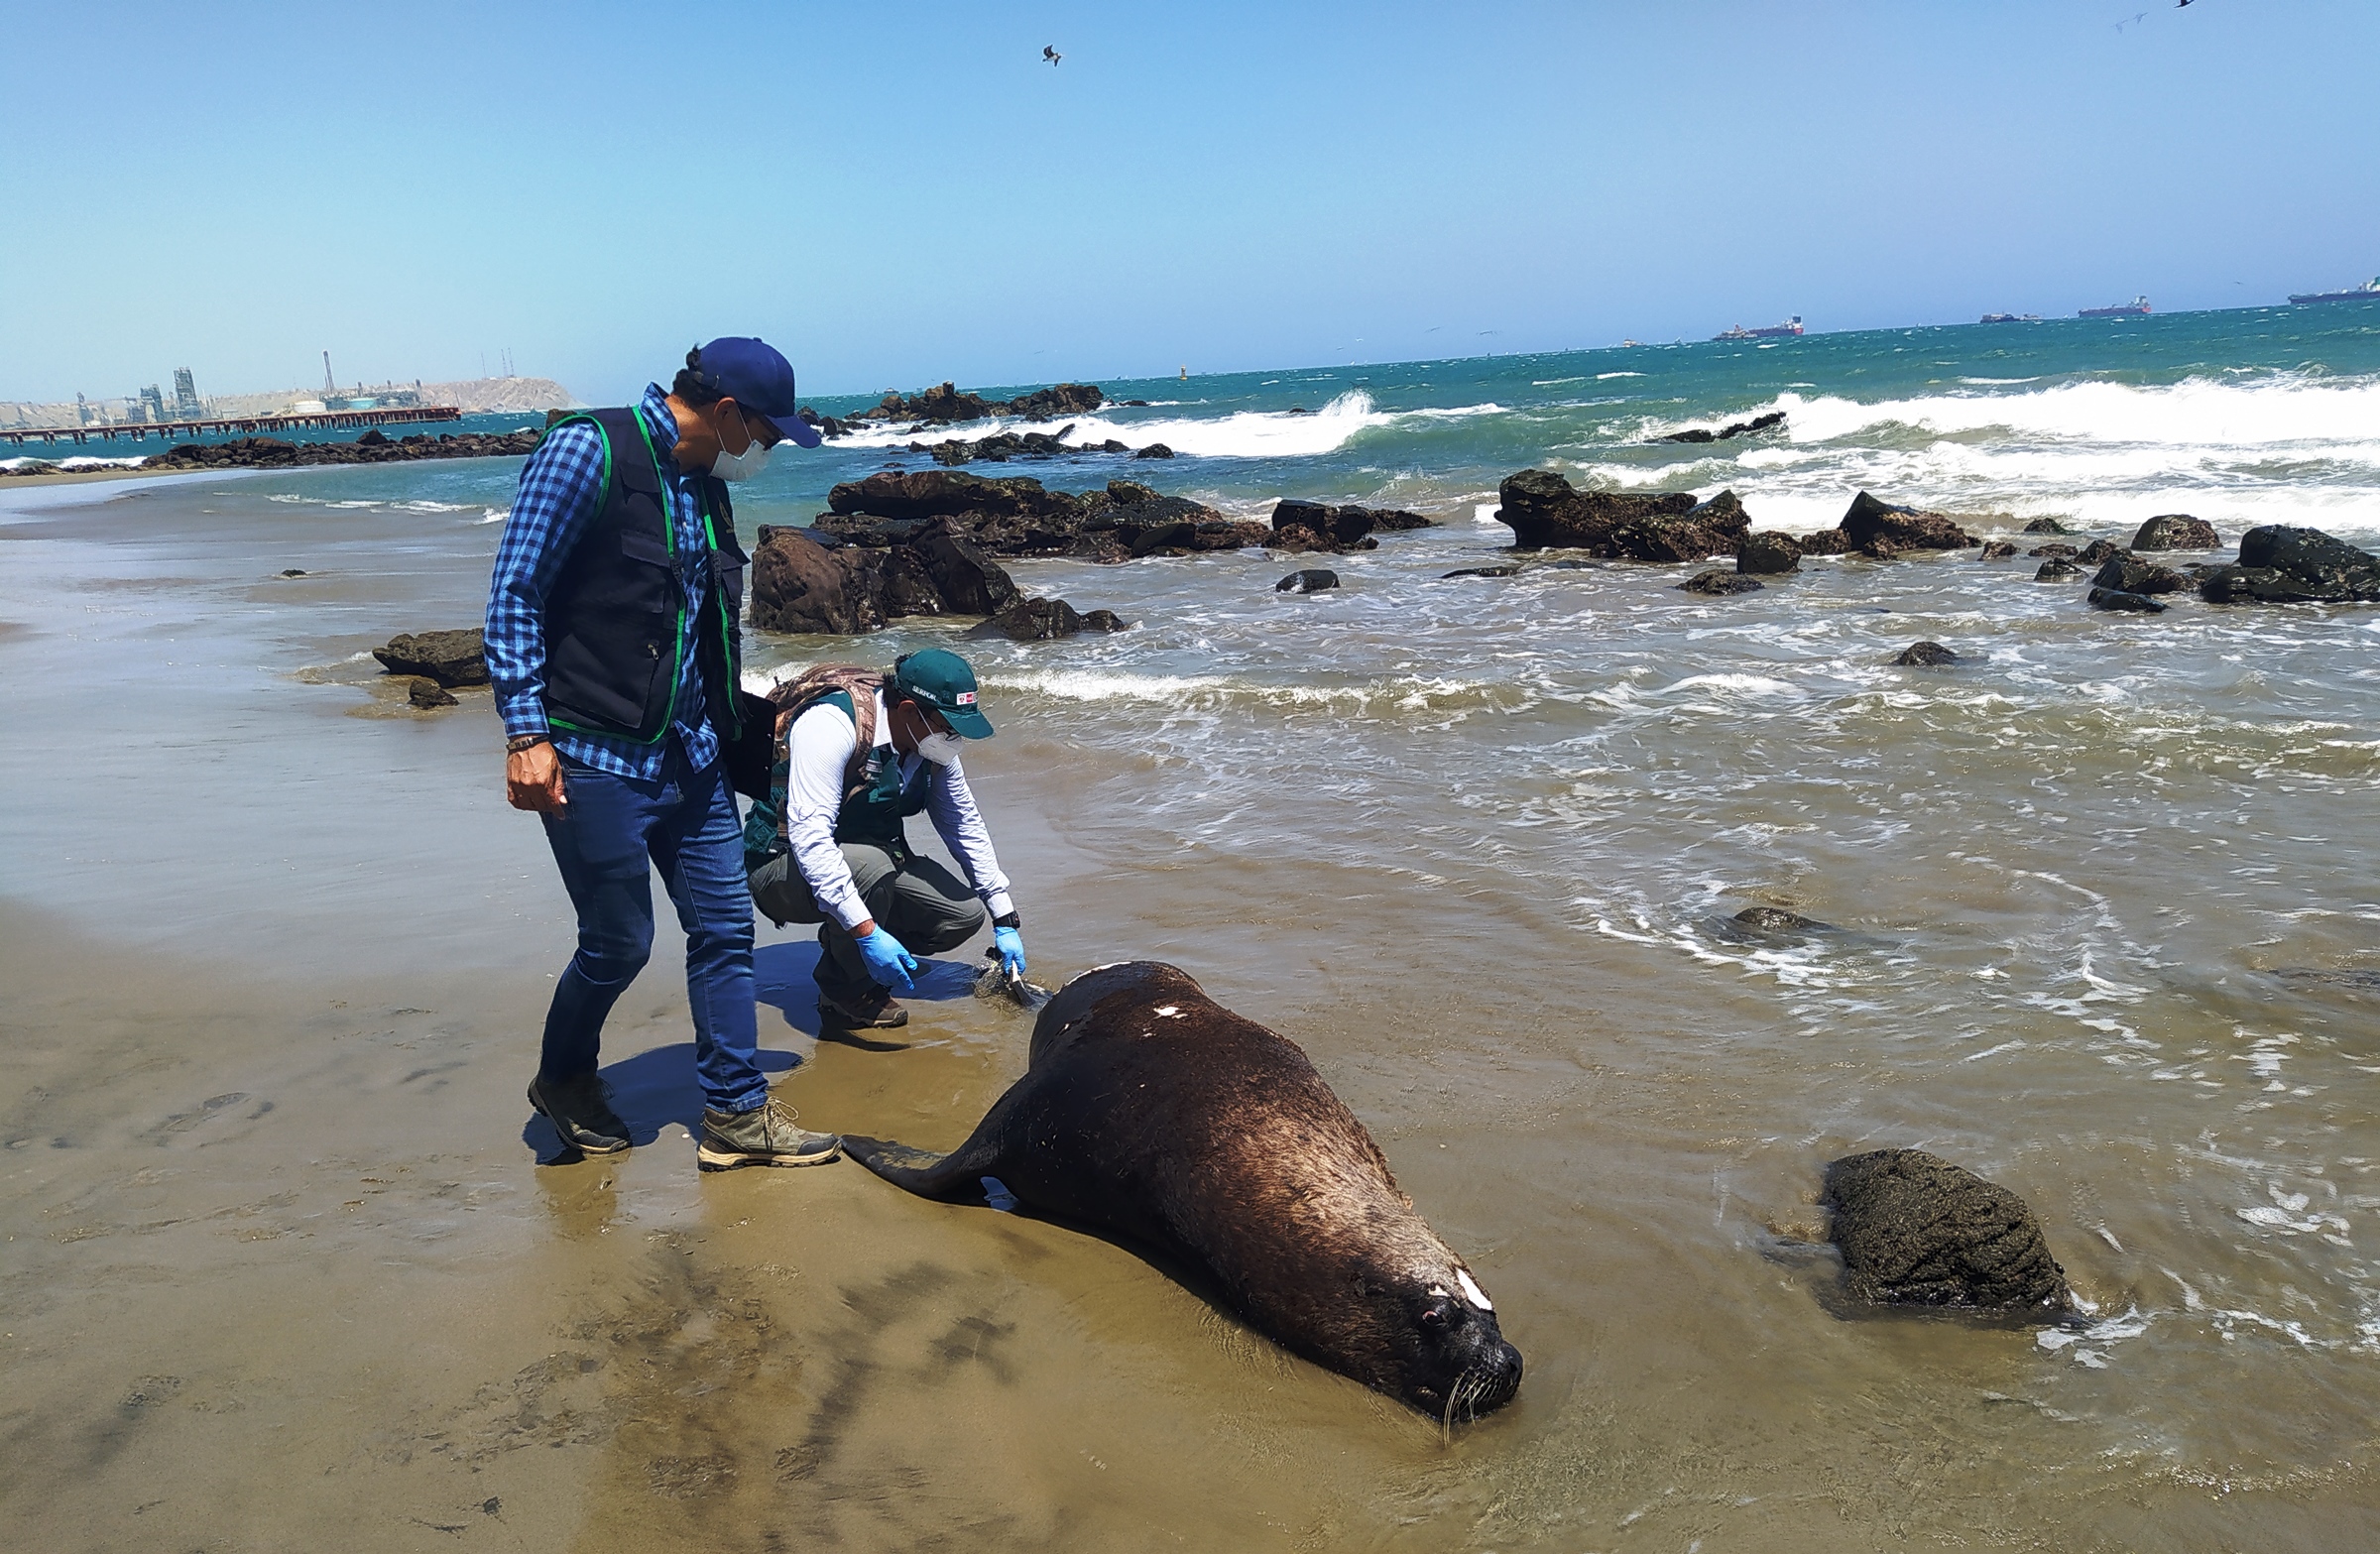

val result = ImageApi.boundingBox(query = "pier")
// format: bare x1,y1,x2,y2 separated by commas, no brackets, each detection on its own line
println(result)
2,404,463,448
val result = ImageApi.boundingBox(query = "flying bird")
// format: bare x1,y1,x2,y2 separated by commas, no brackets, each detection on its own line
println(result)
1043,45,1061,64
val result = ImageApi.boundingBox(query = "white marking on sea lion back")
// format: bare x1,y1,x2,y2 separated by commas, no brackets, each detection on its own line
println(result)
1155,1005,1181,1017
1456,1268,1493,1311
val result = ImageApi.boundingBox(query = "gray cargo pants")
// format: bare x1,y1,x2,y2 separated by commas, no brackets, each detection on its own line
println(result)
748,842,987,1003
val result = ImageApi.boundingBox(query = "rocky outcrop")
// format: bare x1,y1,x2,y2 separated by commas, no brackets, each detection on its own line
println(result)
1735,532,1802,574
1824,1148,2070,1313
1443,565,1521,579
813,474,1423,564
835,381,1105,432
917,425,1171,465
748,521,1018,637
1267,499,1428,553
2132,513,2219,551
1659,410,1786,444
2090,553,2193,596
1893,641,1960,665
2027,542,2078,559
1679,569,1763,595
1839,492,1978,557
1795,528,1851,556
2198,526,2380,605
408,679,459,709
2036,558,2082,581
151,428,543,472
1132,443,1175,459
1977,540,2017,560
1275,569,1340,594
373,629,488,686
1494,471,1751,560
2022,517,2072,535
2076,538,2123,565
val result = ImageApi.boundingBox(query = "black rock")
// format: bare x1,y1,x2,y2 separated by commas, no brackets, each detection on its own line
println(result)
1893,641,1960,665
1443,565,1521,579
1275,569,1340,594
1824,1148,2071,1313
2076,538,2124,564
1082,609,1129,632
408,678,458,709
373,629,489,686
2035,558,2082,581
2021,517,2071,535
1735,531,1803,575
967,596,1086,642
1840,491,1978,555
2197,525,2380,605
1133,443,1175,459
1659,409,1786,443
2026,542,2078,559
2088,586,2168,613
1679,569,1764,595
357,427,391,447
2131,513,2219,551
279,568,308,577
1977,540,2017,560
2090,553,2193,595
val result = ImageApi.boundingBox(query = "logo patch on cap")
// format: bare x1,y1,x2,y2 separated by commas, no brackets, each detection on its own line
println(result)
955,691,977,705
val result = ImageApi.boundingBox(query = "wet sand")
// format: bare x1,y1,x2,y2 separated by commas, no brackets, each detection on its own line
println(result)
4,471,2377,1551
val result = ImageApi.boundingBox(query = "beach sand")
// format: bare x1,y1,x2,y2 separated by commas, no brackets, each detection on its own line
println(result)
5,469,2376,1551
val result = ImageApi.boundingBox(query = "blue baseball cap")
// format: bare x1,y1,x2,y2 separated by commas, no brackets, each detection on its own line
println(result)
687,336,823,448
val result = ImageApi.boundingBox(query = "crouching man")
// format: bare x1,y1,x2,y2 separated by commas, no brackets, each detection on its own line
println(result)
745,650,1026,1029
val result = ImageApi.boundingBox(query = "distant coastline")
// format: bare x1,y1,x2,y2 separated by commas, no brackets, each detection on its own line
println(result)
0,375,579,434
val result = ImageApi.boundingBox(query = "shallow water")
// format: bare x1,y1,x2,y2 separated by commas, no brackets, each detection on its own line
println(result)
5,312,2380,1548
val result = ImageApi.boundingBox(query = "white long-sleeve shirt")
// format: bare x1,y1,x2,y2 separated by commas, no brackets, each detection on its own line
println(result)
783,689,1014,931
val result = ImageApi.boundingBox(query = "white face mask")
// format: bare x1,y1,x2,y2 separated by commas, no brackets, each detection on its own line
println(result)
708,437,772,483
707,407,773,482
914,731,965,766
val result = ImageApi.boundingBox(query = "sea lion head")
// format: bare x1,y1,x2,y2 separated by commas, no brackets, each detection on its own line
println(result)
1312,1245,1520,1422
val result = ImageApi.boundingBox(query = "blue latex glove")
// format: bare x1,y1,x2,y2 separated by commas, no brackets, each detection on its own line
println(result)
993,925,1027,978
854,925,918,991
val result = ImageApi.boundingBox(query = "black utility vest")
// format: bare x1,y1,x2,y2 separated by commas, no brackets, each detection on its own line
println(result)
541,407,748,747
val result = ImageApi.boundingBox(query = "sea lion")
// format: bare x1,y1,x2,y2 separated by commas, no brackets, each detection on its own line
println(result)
843,961,1523,1420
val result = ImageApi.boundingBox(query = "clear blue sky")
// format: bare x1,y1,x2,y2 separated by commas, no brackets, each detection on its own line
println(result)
4,1,2374,405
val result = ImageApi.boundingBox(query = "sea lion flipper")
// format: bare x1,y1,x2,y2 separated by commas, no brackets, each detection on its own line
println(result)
841,1132,1011,1201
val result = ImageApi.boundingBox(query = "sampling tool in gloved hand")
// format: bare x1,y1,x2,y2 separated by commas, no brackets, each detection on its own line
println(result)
974,946,1054,1013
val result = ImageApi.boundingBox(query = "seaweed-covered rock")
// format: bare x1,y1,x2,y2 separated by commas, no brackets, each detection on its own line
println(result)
372,629,488,687
2021,517,2071,535
1893,641,1959,665
2198,525,2380,605
1733,906,1833,933
1735,531,1803,575
2131,513,2219,551
1679,569,1764,595
1839,492,1978,555
1824,1148,2071,1313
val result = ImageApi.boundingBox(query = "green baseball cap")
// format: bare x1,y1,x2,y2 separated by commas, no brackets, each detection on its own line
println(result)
892,649,994,738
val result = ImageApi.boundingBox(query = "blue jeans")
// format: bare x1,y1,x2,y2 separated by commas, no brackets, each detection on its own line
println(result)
537,746,767,1114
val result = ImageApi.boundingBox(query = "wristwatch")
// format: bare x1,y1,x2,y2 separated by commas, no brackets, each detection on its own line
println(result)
506,733,550,754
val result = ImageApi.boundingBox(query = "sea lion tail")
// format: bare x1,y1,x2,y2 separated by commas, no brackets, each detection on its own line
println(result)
841,1134,1007,1201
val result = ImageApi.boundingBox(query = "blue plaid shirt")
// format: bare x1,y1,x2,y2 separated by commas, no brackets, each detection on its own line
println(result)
485,384,720,779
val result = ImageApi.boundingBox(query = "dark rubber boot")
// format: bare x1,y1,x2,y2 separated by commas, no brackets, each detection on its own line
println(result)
528,1072,630,1155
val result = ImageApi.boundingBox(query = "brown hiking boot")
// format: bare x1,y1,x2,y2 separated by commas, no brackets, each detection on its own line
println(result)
696,1097,841,1171
817,984,909,1029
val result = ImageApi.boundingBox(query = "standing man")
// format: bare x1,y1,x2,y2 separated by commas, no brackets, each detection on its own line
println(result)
488,337,841,1171
745,650,1026,1031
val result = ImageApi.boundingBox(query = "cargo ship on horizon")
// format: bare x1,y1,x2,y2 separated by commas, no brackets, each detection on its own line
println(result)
2079,297,2151,319
1712,316,1804,341
2289,276,2380,304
